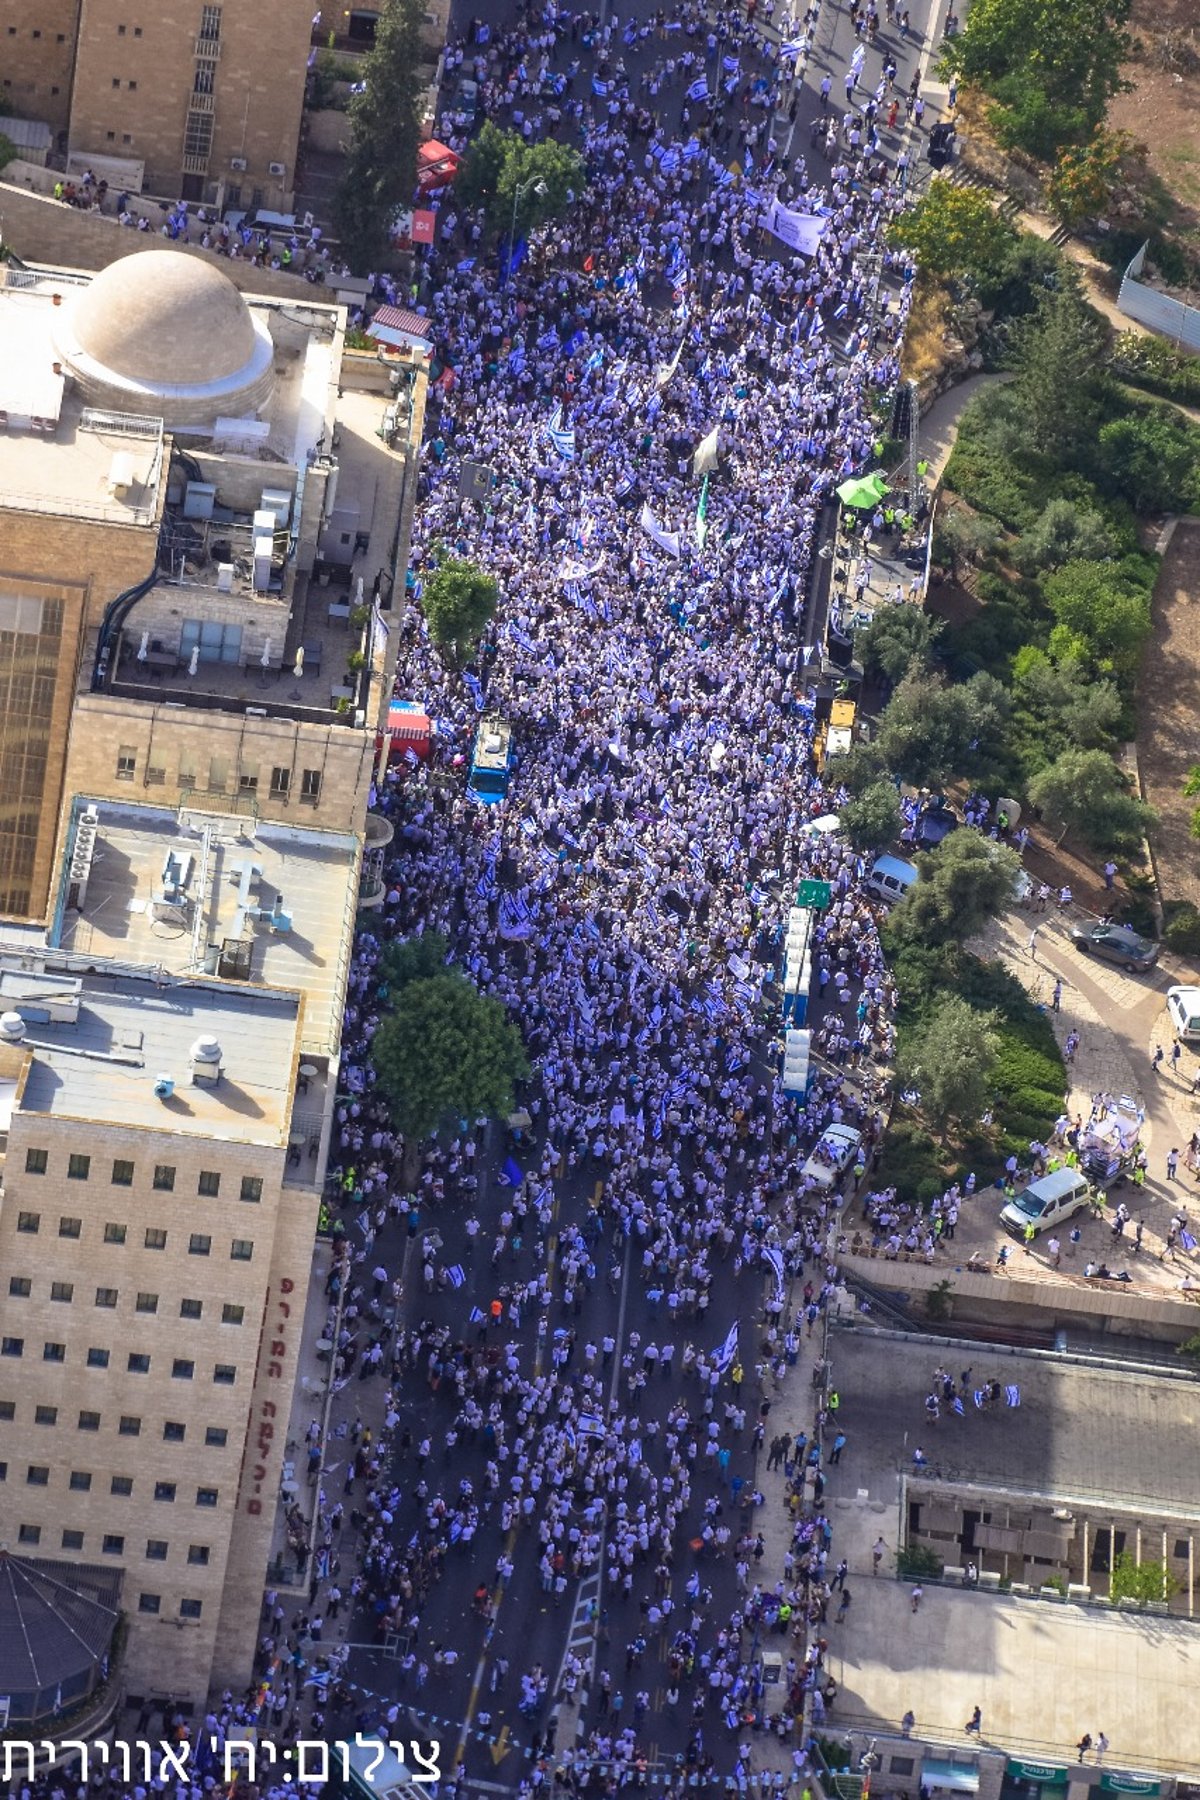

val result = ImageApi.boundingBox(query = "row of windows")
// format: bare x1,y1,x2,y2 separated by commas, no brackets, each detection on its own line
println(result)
115,749,322,804
6,1476,218,1505
23,1151,262,1202
16,1217,254,1257
7,1281,243,1323
0,1402,226,1444
0,1341,238,1380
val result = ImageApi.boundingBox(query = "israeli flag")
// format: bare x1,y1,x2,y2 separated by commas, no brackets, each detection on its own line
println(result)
762,1243,786,1298
687,76,709,102
780,37,808,55
1005,1385,1021,1408
563,1421,577,1449
723,53,740,72
446,1264,466,1289
578,1413,605,1438
592,75,610,96
583,345,605,376
546,404,576,461
469,1307,487,1323
713,1321,739,1372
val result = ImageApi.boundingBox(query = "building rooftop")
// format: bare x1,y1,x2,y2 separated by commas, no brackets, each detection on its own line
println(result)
50,798,358,1058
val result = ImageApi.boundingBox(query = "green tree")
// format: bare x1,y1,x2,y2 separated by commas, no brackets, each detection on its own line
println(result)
1095,410,1200,515
1011,290,1109,460
333,0,426,269
372,970,530,1145
889,830,1023,948
1028,748,1156,852
1042,558,1152,678
886,178,1015,283
932,508,1001,579
840,781,902,855
1012,497,1113,574
897,993,1000,1138
873,670,1008,790
939,0,1132,159
856,606,943,686
1048,128,1137,225
1010,648,1122,753
421,557,499,667
458,124,584,241
379,931,449,995
1110,1550,1178,1604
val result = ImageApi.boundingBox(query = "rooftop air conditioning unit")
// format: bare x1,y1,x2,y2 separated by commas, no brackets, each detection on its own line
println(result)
230,156,247,172
268,161,286,178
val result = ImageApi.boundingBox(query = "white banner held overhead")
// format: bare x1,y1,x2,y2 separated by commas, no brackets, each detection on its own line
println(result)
762,199,826,257
640,501,681,559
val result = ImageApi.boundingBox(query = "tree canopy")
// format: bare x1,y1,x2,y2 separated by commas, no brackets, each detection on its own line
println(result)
887,179,1016,283
870,669,1008,791
334,0,426,270
1028,748,1156,853
421,557,499,666
897,993,1000,1139
939,0,1133,159
372,970,530,1142
457,123,584,241
839,781,902,855
1012,497,1114,574
888,830,1023,948
1042,557,1153,682
1011,290,1108,461
855,605,942,687
1095,411,1200,516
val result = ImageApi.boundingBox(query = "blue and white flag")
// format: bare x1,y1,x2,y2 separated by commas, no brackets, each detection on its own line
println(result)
1005,1384,1021,1408
713,1321,739,1372
546,404,576,461
723,53,740,73
762,1243,786,1298
592,75,609,96
463,670,486,711
578,1412,606,1438
469,1306,486,1323
687,76,709,102
446,1264,466,1289
780,36,808,55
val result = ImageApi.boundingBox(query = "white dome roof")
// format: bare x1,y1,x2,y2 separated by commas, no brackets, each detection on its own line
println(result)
54,249,275,426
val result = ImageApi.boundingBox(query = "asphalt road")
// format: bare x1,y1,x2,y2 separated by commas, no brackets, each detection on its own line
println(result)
338,0,951,1784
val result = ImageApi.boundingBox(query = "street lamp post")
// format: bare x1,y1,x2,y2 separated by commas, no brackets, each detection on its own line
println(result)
505,176,547,288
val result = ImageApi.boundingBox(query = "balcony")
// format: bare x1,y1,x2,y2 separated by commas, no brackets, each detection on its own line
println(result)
182,151,211,176
194,32,221,57
188,90,215,113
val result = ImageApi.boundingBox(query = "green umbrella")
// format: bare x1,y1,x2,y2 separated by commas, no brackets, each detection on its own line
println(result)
836,472,890,509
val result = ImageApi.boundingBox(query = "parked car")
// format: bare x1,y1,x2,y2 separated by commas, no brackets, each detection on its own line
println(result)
1070,922,1159,971
1167,985,1200,1043
1000,1168,1092,1239
864,854,918,906
915,801,958,847
802,1123,863,1191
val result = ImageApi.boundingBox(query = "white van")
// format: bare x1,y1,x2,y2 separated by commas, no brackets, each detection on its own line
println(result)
802,1122,863,1190
1000,1167,1091,1239
865,854,918,906
1167,986,1200,1044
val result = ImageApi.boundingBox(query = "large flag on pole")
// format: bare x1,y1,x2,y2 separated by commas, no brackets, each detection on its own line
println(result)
713,1321,739,1372
694,474,710,551
655,334,686,390
693,424,720,477
640,501,681,559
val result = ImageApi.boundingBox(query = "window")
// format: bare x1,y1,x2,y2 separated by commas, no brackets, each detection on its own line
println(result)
221,1304,244,1326
1,1339,23,1358
230,1239,253,1262
118,1416,140,1437
50,1281,74,1303
111,1474,133,1495
213,1364,236,1386
238,771,258,796
67,1153,91,1180
26,1466,48,1486
153,1165,175,1191
163,1421,185,1442
144,1228,167,1250
205,1427,227,1448
59,1216,81,1239
172,1359,194,1381
44,1342,65,1363
78,1411,100,1431
180,1298,202,1320
179,1598,203,1620
198,1170,220,1197
240,1175,263,1204
187,1544,210,1566
127,1352,150,1374
24,1148,46,1175
139,1593,161,1614
135,1293,158,1315
196,1486,218,1507
8,1278,30,1298
87,1348,110,1368
34,1405,57,1425
16,1212,39,1233
269,767,290,800
146,1539,168,1560
104,1223,126,1245
62,1529,84,1550
117,20,126,30
111,1160,134,1187
145,766,165,786
69,1471,92,1492
134,24,142,33
0,1401,13,1419
19,1524,41,1545
95,1287,117,1309
128,78,137,88
102,1534,124,1555
154,1481,177,1502
300,768,322,805
111,76,120,89
1176,1539,1190,1561
188,1234,211,1257
199,4,223,39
